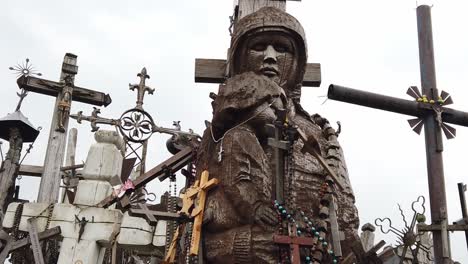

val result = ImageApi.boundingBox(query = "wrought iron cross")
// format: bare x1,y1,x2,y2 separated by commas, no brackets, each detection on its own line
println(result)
129,67,155,110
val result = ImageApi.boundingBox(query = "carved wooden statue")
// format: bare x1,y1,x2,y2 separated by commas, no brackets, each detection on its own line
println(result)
196,7,360,263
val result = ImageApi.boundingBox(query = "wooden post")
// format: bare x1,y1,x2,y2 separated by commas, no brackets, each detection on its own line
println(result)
37,53,78,203
0,128,22,212
60,128,78,203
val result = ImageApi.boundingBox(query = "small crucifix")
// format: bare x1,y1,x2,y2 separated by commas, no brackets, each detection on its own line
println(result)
16,53,112,203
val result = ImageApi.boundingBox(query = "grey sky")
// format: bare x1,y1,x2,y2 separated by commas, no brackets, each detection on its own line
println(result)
1,0,467,262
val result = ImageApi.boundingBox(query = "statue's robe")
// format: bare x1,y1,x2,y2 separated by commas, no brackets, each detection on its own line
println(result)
195,73,359,263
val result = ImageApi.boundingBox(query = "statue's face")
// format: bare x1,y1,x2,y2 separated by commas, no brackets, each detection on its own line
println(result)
235,31,299,90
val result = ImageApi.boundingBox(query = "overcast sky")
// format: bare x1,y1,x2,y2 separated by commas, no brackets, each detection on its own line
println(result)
1,0,467,262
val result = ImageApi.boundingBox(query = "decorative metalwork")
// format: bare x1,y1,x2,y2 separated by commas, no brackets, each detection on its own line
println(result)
128,187,157,206
407,86,456,139
375,195,433,263
129,67,155,110
119,108,155,143
9,58,42,78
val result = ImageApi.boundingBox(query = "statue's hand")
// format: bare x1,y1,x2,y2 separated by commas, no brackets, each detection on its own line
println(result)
254,204,279,227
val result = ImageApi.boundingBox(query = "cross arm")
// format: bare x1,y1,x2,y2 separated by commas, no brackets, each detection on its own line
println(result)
96,146,194,208
417,223,468,232
195,58,321,87
17,75,112,107
328,84,468,127
8,226,61,252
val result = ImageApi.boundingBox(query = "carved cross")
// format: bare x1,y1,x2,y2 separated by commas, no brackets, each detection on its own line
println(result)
129,67,155,110
273,224,314,264
327,6,468,261
16,53,112,203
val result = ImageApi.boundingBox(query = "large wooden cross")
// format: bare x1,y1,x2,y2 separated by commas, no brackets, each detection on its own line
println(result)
194,0,322,88
327,6,468,263
17,53,111,203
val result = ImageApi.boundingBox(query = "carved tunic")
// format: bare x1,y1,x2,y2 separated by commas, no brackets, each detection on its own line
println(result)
196,74,359,263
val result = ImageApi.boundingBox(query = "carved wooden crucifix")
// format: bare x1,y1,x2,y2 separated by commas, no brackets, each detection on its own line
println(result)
327,6,468,263
16,53,111,203
194,0,321,88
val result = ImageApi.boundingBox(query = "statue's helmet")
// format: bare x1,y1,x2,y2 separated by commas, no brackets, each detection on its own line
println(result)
228,7,308,101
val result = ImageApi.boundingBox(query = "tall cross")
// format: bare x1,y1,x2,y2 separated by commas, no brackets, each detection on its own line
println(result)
327,6,468,263
17,53,112,203
194,0,321,88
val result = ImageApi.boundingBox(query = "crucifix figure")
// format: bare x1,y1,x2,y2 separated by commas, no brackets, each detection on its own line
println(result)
327,5,468,263
16,53,112,203
194,2,360,262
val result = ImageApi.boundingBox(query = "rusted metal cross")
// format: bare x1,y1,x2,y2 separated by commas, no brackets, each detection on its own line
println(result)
327,6,468,263
16,53,111,203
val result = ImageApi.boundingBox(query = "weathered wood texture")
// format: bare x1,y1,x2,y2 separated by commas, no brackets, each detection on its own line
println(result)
18,164,43,177
37,54,78,203
238,0,290,19
0,128,22,212
195,58,321,87
17,76,111,107
61,128,78,203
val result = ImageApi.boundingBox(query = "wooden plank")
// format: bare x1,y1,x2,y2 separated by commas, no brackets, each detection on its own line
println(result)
61,128,78,203
27,219,45,264
194,58,321,87
17,76,112,107
18,164,43,177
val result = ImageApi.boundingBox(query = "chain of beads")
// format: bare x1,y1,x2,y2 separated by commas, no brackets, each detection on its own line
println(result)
273,201,339,264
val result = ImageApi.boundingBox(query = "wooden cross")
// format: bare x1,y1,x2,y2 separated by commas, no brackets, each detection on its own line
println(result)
265,109,289,203
129,203,183,225
455,182,468,249
16,53,112,203
273,224,314,264
97,146,194,208
194,0,321,88
0,226,61,264
327,6,468,262
189,170,219,256
27,218,45,264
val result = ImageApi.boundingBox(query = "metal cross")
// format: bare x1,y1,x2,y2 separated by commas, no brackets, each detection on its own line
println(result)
129,67,155,110
327,6,468,262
